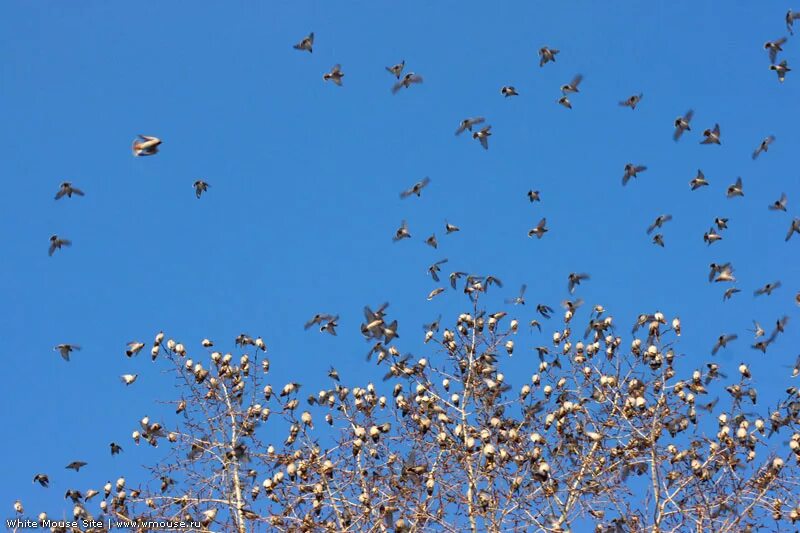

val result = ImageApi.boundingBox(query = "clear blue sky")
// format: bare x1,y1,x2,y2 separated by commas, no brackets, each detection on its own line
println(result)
1,1,798,517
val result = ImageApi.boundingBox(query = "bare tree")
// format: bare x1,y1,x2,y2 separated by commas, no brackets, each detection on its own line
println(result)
14,297,800,533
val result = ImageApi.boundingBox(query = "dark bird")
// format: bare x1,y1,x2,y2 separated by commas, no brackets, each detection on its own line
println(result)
455,117,485,136
501,86,519,97
425,234,438,248
33,474,49,488
536,304,554,319
647,214,672,235
690,169,709,190
561,74,583,94
568,273,590,294
472,125,492,149
110,442,123,455
55,182,84,200
445,221,460,234
54,344,80,362
715,217,728,230
527,190,541,203
712,334,738,355
193,180,209,198
619,93,643,110
622,163,647,186
528,218,548,239
700,123,721,145
320,315,339,336
400,177,431,198
427,259,448,282
392,73,423,94
323,64,344,86
48,235,71,256
723,287,741,301
293,32,314,53
386,60,405,79
65,461,87,472
769,193,787,211
539,46,559,66
557,96,572,109
673,110,694,141
652,234,665,247
754,281,781,297
770,60,791,82
764,37,788,63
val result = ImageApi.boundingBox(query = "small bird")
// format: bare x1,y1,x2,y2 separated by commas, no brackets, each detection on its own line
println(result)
726,177,744,198
427,259,448,282
568,273,590,294
304,314,335,330
748,321,766,339
110,442,123,455
55,181,84,200
528,218,548,239
33,474,49,487
425,234,438,248
769,193,788,211
48,235,71,256
527,190,541,203
54,344,80,362
323,64,344,86
539,46,559,66
473,126,492,149
765,38,788,63
131,135,161,157
392,73,423,94
400,177,431,198
647,214,672,235
121,374,138,385
557,95,572,109
754,281,781,297
14,500,22,514
700,123,721,145
293,32,314,53
321,316,339,336
770,60,791,82
786,218,800,241
193,180,210,198
65,461,87,472
501,86,519,97
393,220,411,242
690,169,709,190
752,135,776,160
652,234,665,247
704,227,722,245
787,10,800,35
711,334,738,355
619,93,643,110
126,341,145,357
714,217,729,230
427,288,445,301
622,163,647,186
445,221,460,234
536,304,554,319
505,284,527,305
455,117,485,135
723,287,741,301
386,60,405,79
673,110,694,141
561,74,583,94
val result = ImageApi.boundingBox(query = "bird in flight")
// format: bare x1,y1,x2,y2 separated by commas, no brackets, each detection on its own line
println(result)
752,135,776,160
561,74,583,94
193,180,210,199
622,163,647,186
323,64,344,86
455,117,485,136
392,73,423,94
619,93,643,110
769,60,791,82
528,218,548,239
700,123,721,145
400,177,431,199
726,177,744,198
764,37,787,63
769,193,787,212
55,182,84,200
501,86,519,97
673,110,694,141
132,135,161,157
386,60,405,79
54,344,80,362
48,235,71,256
473,126,492,149
690,169,709,190
539,46,559,67
293,32,314,53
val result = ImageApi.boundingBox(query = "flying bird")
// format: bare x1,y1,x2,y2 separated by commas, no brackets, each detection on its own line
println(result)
726,177,744,198
652,234,665,247
65,461,87,472
293,32,314,53
673,110,694,141
55,182,84,200
305,314,335,330
425,234,438,248
400,177,431,198
455,117,485,135
505,284,527,305
622,163,647,186
48,235,71,256
527,190,541,203
392,73,423,94
787,10,800,34
323,64,344,86
769,193,787,211
473,126,492,149
786,218,800,241
33,474,49,488
567,273,590,294
700,123,721,145
193,180,210,198
557,96,572,109
393,220,411,241
647,214,672,235
427,288,445,301
427,259,448,282
386,60,405,78
715,217,729,230
619,93,643,110
445,221,460,234
528,218,548,239
754,281,781,297
501,86,519,97
770,60,791,82
561,74,583,94
690,169,709,190
54,344,80,362
539,46,559,66
711,334,738,355
121,374,138,386
764,38,787,64
752,135,776,159
131,135,161,157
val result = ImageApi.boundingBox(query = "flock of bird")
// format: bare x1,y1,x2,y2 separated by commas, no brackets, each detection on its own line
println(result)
17,8,800,527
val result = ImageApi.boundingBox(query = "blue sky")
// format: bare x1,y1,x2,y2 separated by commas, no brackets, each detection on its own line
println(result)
1,1,798,518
